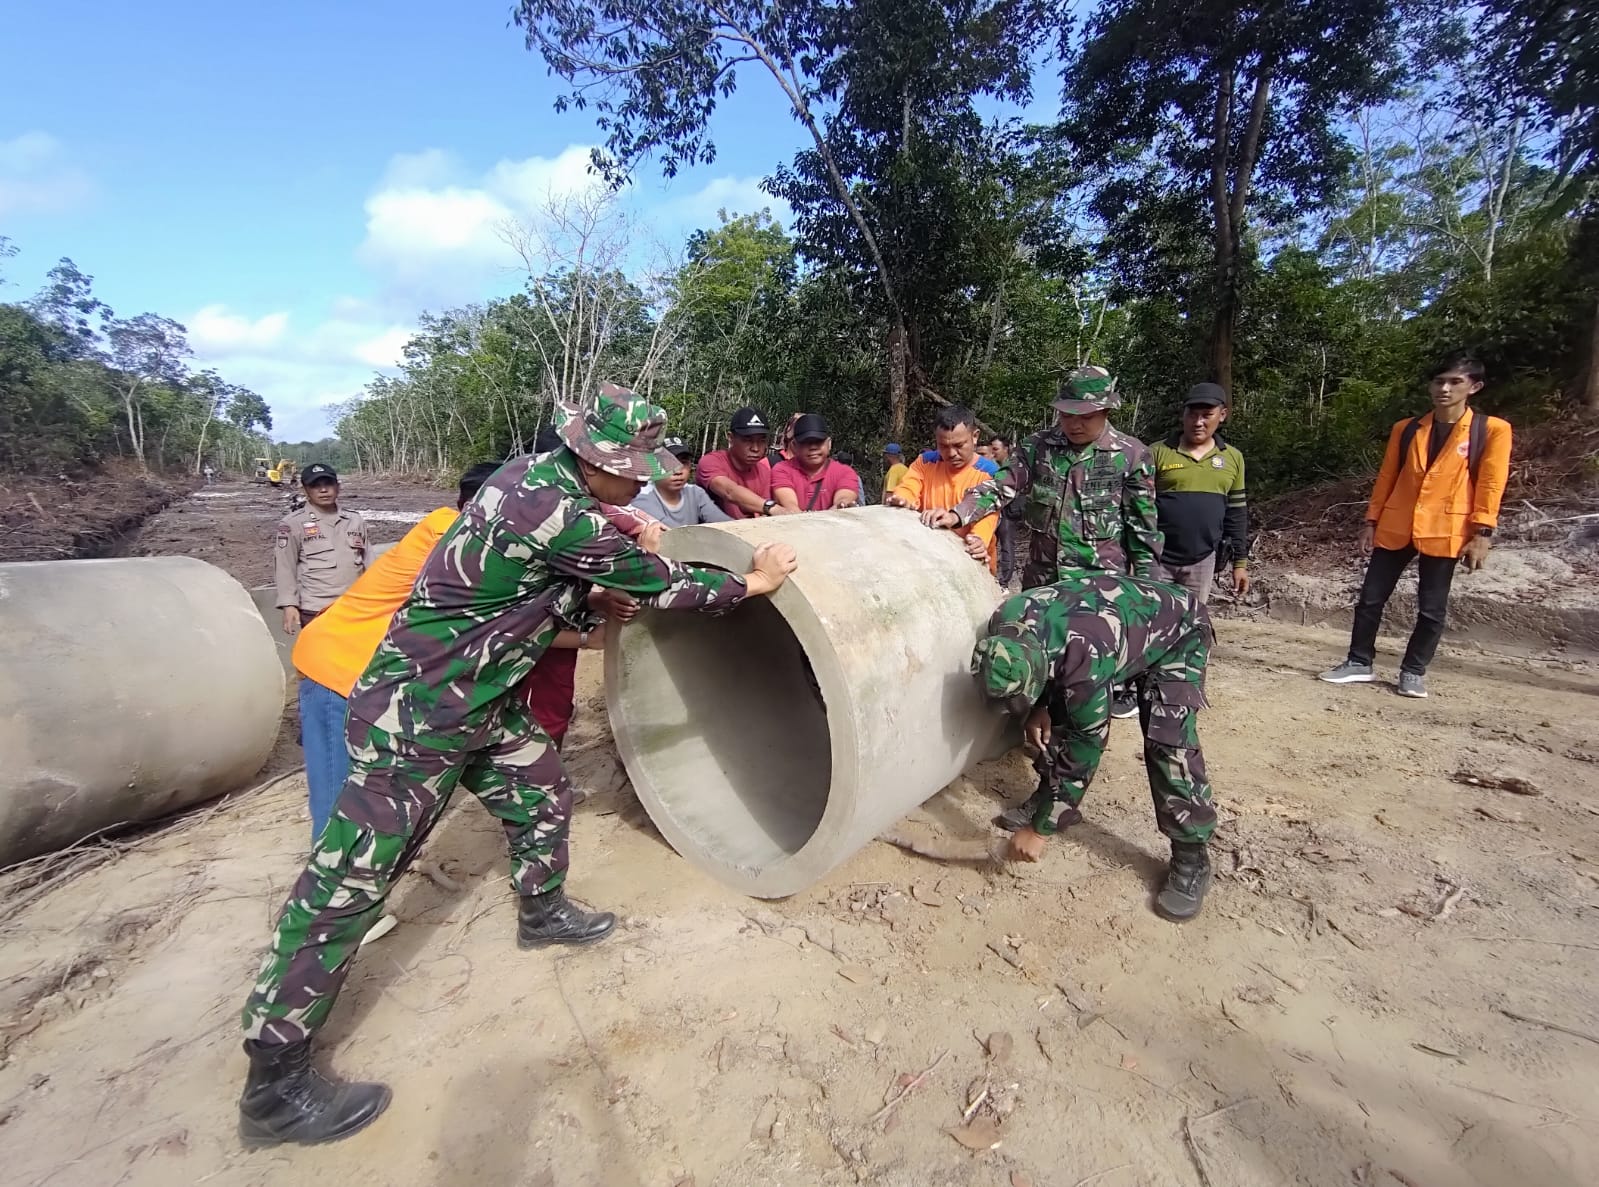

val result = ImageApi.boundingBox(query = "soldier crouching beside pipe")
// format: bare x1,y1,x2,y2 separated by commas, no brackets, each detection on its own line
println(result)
972,573,1218,921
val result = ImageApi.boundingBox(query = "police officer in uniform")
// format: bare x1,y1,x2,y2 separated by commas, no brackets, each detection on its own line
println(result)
273,463,368,636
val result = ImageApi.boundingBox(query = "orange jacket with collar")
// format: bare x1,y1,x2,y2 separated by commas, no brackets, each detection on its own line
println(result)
1365,408,1512,557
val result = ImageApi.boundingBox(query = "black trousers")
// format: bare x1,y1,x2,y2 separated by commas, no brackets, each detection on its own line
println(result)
1347,545,1459,675
995,517,1017,586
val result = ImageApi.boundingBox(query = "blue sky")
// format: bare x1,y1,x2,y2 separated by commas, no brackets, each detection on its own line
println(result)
0,2,813,439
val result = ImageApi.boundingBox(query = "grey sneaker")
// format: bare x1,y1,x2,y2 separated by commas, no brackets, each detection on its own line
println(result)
1396,671,1428,698
1318,659,1375,684
1110,691,1139,719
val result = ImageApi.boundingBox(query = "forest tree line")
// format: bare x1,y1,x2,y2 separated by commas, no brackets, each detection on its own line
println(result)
338,0,1597,496
0,242,274,476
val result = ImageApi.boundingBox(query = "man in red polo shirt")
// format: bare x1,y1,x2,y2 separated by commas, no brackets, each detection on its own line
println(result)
697,406,798,519
771,413,862,512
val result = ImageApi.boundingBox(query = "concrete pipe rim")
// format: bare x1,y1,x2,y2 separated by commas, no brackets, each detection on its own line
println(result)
603,523,858,898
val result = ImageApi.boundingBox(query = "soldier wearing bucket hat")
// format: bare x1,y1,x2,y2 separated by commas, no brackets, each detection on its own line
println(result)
932,364,1160,718
973,573,1219,922
233,381,798,1149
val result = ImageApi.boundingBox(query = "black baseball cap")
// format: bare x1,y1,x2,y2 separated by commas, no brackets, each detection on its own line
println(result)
661,436,694,460
1183,382,1229,408
301,463,338,485
729,407,772,437
792,413,829,443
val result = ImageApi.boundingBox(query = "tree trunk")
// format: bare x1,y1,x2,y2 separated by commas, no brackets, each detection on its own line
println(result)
1208,69,1236,393
887,320,909,439
121,382,145,466
1207,61,1272,396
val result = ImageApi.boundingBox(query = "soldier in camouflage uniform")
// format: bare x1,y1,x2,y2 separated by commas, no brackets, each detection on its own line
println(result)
234,384,799,1149
944,366,1160,586
972,573,1218,921
932,366,1161,724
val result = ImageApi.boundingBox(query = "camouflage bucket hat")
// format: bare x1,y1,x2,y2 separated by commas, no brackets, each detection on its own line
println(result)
558,382,680,482
970,631,1048,715
1053,365,1123,415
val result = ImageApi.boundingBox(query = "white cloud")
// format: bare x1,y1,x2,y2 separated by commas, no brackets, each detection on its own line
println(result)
358,144,600,299
187,303,417,439
666,175,792,230
0,131,94,219
187,305,290,355
187,154,796,440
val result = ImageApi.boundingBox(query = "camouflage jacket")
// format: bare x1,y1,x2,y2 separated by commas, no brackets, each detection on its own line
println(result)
954,424,1160,578
348,447,746,747
986,574,1211,703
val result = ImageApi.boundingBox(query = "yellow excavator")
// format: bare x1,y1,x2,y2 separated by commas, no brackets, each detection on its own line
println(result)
252,458,297,487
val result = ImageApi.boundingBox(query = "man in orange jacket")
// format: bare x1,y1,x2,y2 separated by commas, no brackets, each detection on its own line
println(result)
1319,354,1512,698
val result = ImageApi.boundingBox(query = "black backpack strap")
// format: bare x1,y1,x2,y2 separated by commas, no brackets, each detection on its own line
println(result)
1468,412,1487,486
1398,415,1424,465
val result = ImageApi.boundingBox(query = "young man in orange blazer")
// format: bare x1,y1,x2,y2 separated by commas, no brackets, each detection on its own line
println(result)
1320,353,1512,698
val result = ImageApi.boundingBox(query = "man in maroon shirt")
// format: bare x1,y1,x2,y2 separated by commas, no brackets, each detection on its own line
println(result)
771,414,862,511
697,406,798,518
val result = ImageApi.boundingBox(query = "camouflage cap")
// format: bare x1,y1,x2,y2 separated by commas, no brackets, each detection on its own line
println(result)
558,382,680,482
970,630,1048,716
1053,365,1122,415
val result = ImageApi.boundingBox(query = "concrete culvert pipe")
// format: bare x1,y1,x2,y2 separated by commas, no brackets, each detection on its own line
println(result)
0,557,285,866
605,506,1010,898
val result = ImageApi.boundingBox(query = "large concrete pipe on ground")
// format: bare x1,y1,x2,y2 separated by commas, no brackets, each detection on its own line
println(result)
605,506,1010,898
0,557,285,866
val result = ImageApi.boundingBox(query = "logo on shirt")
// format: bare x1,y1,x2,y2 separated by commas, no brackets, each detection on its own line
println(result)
303,522,322,539
1211,456,1227,469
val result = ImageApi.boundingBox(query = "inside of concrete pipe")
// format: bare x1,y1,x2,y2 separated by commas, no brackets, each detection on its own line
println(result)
612,592,836,875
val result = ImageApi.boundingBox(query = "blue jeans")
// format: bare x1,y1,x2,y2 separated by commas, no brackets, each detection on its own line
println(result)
298,677,350,840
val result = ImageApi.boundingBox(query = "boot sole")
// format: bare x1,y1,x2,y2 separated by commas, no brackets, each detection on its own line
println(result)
1318,672,1375,684
238,1086,392,1149
517,923,617,950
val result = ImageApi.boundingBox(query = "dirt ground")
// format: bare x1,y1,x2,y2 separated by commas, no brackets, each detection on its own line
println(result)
121,476,449,588
2,482,1597,1187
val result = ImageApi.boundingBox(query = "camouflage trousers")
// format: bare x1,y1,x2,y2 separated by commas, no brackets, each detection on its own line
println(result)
241,702,572,1045
1031,623,1217,844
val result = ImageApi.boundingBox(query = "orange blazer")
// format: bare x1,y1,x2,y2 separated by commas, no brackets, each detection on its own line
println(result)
1365,409,1512,557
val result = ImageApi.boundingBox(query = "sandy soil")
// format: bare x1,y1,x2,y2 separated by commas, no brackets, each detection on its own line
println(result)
2,482,1597,1186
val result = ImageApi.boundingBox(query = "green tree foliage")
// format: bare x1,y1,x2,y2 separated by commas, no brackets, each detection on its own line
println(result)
0,247,273,476
316,6,1598,501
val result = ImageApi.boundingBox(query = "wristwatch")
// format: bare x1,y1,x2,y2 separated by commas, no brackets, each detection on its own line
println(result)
578,628,593,648
762,499,777,516
1477,526,1494,538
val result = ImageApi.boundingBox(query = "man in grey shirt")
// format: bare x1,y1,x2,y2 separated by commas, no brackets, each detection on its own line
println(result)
631,437,733,527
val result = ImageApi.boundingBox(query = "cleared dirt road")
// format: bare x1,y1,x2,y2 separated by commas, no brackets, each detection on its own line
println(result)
1,482,1595,1187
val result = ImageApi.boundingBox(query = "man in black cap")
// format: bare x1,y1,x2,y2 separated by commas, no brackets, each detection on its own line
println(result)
633,437,733,526
273,463,369,637
696,406,797,519
1149,384,1250,603
771,413,863,512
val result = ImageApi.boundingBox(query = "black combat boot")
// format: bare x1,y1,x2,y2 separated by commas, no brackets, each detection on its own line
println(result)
1156,842,1212,921
237,1039,390,1148
995,791,1084,833
517,887,616,948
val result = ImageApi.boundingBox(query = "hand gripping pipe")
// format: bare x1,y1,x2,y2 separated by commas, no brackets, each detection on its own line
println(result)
604,506,1009,898
0,557,285,866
